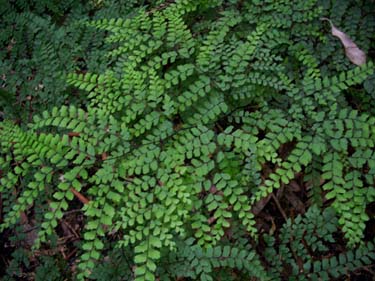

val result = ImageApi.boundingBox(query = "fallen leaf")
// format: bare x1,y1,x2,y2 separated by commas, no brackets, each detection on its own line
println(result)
70,188,90,204
321,17,366,66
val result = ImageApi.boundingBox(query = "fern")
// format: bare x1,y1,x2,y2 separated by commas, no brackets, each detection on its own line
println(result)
0,0,144,121
264,205,375,280
160,238,269,281
1,0,375,280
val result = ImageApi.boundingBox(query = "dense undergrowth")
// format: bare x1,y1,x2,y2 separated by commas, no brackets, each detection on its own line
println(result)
1,0,375,280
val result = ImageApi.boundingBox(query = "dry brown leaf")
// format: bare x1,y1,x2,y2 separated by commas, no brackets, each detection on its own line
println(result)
70,188,90,204
321,17,366,66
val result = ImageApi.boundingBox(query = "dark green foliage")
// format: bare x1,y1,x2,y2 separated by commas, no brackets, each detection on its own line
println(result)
34,256,67,281
3,248,31,280
89,248,134,280
1,0,375,280
1,1,88,119
264,206,375,280
161,238,269,280
2,247,69,280
0,0,145,121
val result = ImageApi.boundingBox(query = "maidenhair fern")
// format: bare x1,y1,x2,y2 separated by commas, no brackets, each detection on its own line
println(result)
264,205,375,280
1,0,374,280
0,0,144,121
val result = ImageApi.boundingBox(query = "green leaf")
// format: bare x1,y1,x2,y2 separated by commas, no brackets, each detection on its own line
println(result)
300,150,312,166
134,254,147,264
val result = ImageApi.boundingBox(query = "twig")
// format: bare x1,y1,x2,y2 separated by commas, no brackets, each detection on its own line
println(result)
63,209,83,216
271,193,287,221
361,265,375,276
62,220,80,239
